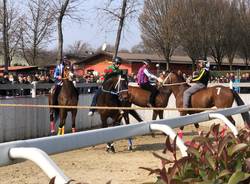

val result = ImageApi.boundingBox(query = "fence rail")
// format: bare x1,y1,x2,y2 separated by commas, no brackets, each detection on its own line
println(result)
0,104,250,183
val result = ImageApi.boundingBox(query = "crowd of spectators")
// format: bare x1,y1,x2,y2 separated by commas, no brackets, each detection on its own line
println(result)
210,72,250,83
0,72,54,96
0,70,250,97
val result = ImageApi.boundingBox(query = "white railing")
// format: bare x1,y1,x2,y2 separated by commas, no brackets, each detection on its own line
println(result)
0,104,250,183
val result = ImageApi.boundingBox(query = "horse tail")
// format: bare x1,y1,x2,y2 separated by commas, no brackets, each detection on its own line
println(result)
232,89,250,126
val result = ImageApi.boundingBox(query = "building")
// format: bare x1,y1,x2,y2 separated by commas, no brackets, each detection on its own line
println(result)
75,51,248,77
0,66,38,76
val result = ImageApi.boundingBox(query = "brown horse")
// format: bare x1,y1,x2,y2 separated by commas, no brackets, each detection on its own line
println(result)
127,83,172,120
49,66,79,135
163,71,250,135
96,74,138,152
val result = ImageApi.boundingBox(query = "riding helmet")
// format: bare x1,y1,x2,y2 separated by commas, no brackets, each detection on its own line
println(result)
113,56,122,65
143,59,152,65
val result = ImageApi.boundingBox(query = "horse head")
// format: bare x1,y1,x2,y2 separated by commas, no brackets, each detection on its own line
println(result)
102,74,129,101
63,65,74,81
162,71,183,85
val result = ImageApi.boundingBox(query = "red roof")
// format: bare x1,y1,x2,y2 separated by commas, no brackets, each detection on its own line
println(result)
0,66,38,71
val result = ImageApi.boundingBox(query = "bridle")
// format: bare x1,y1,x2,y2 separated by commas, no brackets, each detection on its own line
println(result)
63,66,74,81
101,75,128,95
162,72,187,87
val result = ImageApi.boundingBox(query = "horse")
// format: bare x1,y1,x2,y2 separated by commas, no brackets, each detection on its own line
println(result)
48,66,79,135
127,84,172,120
163,71,250,137
96,75,134,152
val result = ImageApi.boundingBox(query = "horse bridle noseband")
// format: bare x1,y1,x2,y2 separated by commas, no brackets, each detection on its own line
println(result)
162,72,187,86
101,75,128,95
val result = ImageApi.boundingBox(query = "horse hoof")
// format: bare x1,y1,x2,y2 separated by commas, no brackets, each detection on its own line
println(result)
106,146,115,153
128,145,133,151
110,146,115,153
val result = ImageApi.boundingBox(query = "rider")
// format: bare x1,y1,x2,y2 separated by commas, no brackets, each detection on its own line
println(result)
88,56,122,116
183,58,210,112
52,56,70,105
137,59,163,107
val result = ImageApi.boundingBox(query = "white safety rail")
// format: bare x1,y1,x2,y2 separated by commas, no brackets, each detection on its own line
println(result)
0,104,250,183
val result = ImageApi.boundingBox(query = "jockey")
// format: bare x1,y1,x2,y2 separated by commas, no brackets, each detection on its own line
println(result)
52,56,70,105
183,58,210,111
137,59,163,107
88,56,122,116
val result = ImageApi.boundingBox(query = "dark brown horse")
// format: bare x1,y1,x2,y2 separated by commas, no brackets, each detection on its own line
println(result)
96,74,142,152
127,84,172,119
163,71,250,135
49,66,79,135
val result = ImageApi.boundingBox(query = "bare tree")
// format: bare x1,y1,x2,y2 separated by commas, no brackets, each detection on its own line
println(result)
239,0,250,68
51,0,83,64
2,0,9,72
98,0,141,60
65,40,93,56
208,0,229,70
174,0,211,71
0,0,22,70
20,0,55,66
224,0,241,70
139,0,178,70
131,42,152,54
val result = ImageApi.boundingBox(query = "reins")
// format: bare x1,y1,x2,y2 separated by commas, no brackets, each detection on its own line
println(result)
101,75,128,95
162,72,187,86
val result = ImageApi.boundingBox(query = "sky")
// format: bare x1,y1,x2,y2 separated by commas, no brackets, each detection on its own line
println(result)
50,0,143,51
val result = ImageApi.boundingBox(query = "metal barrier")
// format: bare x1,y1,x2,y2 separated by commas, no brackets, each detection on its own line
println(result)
0,104,250,183
0,82,250,98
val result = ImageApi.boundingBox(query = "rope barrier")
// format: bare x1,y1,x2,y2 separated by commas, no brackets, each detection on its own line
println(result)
0,103,220,111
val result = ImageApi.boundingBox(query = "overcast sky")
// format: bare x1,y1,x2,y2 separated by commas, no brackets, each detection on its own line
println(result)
49,0,143,51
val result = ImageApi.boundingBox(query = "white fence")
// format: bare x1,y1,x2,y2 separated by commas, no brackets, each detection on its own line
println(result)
0,104,250,183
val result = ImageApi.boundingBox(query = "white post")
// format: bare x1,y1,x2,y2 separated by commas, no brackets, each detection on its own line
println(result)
229,80,233,89
150,124,188,157
9,147,70,184
209,113,238,136
31,81,37,98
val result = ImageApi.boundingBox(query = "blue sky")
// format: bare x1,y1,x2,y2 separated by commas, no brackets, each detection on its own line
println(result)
50,0,143,51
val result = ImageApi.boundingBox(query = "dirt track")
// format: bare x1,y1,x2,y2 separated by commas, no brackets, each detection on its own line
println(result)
0,133,177,184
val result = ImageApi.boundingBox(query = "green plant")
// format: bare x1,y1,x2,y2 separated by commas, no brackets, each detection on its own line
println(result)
141,124,250,184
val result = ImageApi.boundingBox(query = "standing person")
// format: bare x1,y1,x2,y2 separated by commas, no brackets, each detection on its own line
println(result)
88,56,122,116
137,59,163,107
183,59,210,112
52,56,70,105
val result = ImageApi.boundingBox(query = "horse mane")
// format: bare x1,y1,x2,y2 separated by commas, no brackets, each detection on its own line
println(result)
171,71,186,82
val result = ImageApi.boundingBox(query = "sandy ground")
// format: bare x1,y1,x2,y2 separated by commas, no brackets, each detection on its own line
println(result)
0,132,185,184
0,123,238,184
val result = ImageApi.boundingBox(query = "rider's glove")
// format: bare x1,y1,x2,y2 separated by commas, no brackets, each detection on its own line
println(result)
186,76,192,83
157,77,163,83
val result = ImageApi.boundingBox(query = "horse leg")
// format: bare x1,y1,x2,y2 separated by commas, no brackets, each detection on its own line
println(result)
218,115,235,137
122,112,133,151
159,110,164,119
100,115,115,153
71,110,77,133
128,110,143,122
178,112,186,139
152,110,158,120
58,109,67,135
49,109,56,134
